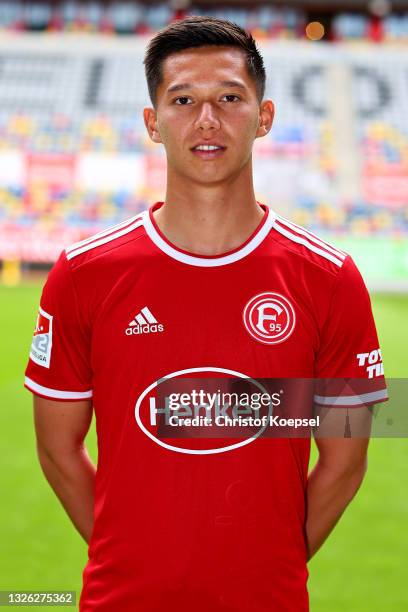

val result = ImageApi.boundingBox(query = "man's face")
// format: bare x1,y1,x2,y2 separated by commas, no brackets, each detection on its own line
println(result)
144,46,274,186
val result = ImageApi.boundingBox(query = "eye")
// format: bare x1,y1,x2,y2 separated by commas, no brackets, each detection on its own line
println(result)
174,97,192,105
222,94,240,103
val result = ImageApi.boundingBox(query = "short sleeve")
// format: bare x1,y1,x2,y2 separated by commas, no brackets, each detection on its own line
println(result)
24,250,93,401
314,255,388,408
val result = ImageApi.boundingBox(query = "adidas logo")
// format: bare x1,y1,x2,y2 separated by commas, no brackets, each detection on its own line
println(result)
125,306,164,336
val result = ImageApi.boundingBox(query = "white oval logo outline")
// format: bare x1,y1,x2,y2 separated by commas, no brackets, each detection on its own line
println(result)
134,366,272,455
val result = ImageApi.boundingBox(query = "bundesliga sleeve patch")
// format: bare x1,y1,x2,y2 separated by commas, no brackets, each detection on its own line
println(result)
30,307,53,368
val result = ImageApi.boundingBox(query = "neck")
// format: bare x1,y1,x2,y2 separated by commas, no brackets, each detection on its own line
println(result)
153,161,264,256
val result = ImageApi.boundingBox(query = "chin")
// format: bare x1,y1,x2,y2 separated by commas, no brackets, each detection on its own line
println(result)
191,173,234,187
193,164,241,183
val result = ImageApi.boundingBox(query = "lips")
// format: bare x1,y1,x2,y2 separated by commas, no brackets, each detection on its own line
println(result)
191,143,227,159
192,144,225,151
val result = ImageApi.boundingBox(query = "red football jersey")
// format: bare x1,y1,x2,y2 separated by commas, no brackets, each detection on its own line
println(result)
25,203,387,611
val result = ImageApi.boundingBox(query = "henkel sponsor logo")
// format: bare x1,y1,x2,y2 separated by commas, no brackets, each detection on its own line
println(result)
134,367,275,455
30,306,53,368
243,292,296,345
357,348,384,379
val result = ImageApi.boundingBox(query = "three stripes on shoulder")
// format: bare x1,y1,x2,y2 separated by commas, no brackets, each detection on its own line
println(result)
273,216,346,268
65,213,145,261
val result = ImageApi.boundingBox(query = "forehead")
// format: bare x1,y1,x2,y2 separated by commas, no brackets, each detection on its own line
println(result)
160,46,251,89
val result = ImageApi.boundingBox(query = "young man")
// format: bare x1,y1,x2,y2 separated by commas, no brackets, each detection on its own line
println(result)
25,17,387,611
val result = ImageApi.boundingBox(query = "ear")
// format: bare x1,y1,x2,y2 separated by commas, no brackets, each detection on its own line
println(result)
143,107,162,144
255,99,275,139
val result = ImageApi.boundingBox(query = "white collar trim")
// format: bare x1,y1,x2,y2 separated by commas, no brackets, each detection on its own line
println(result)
142,207,275,267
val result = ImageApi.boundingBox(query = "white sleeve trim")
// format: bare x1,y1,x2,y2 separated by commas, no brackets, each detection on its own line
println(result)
25,376,93,400
314,388,388,406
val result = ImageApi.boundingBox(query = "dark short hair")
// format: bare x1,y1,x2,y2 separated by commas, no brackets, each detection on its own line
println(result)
143,16,266,107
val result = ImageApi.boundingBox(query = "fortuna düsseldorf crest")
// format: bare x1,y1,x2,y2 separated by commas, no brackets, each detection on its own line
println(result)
243,292,296,345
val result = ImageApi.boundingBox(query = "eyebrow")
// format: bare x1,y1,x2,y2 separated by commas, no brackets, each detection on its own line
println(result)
166,80,247,94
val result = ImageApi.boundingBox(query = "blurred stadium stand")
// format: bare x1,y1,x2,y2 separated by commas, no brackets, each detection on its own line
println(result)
0,2,407,289
0,1,305,37
2,1,408,41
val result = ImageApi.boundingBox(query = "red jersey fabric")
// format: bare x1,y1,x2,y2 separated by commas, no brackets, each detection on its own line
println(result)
24,203,387,611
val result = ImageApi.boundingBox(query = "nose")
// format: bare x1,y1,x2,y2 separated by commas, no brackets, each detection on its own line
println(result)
194,102,220,132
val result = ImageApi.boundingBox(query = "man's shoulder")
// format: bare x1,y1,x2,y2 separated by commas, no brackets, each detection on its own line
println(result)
266,212,349,277
63,211,149,270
